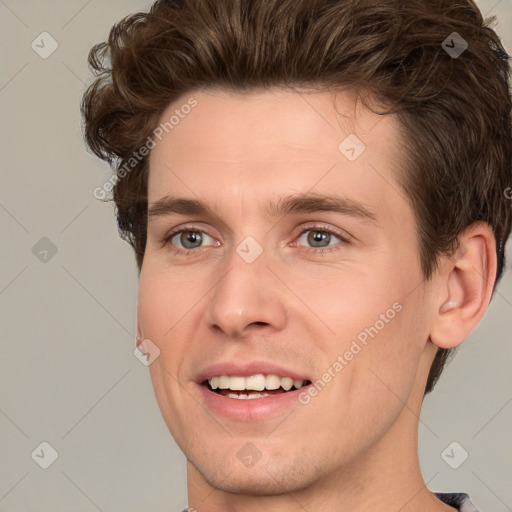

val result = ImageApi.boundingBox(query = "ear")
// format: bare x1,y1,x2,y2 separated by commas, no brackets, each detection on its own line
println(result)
429,222,497,350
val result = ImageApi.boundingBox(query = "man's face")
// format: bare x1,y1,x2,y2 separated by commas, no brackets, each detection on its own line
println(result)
137,88,436,494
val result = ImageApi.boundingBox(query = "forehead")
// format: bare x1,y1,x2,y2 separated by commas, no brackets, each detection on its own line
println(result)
151,88,397,156
147,88,405,212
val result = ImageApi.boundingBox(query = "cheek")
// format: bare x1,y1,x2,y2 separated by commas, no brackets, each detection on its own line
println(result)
296,262,426,398
137,267,194,438
360,292,430,408
288,264,402,346
137,266,190,339
137,264,207,390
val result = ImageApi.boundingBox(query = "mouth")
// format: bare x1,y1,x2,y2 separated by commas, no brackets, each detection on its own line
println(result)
202,374,313,400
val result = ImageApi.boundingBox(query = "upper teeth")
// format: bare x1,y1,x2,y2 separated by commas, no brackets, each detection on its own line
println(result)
208,374,306,391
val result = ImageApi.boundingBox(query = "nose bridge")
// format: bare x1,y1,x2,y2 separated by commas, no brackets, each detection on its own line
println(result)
204,237,287,337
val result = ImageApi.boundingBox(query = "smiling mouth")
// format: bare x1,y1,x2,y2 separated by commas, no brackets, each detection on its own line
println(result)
202,375,312,400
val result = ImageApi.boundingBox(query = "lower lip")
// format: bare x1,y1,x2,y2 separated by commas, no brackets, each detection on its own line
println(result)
197,383,310,421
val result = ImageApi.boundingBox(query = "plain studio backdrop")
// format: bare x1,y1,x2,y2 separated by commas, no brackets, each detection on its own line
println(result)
1,1,511,511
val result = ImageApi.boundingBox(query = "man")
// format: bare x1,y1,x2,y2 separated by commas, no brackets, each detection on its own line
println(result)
81,0,511,510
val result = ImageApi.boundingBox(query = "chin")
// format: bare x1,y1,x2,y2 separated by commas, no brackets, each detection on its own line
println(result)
188,449,321,496
197,465,308,495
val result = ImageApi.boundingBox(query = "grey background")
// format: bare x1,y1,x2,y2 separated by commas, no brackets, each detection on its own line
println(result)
0,1,511,511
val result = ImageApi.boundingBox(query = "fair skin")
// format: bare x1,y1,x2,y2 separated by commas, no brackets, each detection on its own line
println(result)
136,88,496,512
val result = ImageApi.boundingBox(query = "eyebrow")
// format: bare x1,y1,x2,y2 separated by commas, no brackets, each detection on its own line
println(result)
148,193,378,225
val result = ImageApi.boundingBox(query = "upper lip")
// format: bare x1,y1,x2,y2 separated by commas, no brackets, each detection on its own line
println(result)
195,360,312,384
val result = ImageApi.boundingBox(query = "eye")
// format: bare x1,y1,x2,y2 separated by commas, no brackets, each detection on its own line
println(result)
165,229,218,252
295,225,350,252
161,224,350,256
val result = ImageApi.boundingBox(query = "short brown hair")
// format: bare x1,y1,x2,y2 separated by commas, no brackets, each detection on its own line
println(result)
81,0,512,394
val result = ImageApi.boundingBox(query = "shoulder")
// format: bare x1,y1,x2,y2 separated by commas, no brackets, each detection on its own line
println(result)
180,497,480,512
435,492,481,512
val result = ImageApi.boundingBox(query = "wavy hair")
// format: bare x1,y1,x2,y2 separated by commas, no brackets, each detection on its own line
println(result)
81,0,512,394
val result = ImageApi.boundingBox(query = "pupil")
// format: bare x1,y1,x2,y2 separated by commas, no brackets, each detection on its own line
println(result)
308,230,329,247
181,231,202,248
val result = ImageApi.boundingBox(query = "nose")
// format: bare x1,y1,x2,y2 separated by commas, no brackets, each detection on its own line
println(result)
203,244,288,339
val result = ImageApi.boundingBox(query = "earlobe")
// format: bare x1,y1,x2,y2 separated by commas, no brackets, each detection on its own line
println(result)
429,223,497,350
